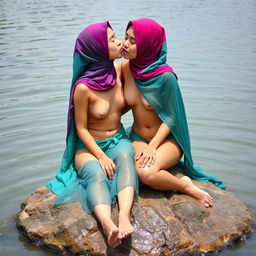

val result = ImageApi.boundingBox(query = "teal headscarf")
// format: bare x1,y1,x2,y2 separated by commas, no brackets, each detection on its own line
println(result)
128,18,226,189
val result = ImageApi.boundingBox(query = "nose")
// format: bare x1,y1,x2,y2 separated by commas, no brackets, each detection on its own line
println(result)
116,39,121,46
123,39,128,48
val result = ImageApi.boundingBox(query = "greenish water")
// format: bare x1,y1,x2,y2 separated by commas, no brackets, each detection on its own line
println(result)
0,0,255,255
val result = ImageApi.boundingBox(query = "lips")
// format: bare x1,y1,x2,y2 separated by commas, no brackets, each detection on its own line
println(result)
121,48,128,55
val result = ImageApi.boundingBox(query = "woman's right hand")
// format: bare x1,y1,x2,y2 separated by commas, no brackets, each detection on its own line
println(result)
98,154,116,179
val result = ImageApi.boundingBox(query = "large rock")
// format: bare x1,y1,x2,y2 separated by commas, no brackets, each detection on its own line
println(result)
16,169,253,255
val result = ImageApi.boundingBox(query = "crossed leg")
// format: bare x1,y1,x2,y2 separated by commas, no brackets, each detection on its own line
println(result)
132,139,213,208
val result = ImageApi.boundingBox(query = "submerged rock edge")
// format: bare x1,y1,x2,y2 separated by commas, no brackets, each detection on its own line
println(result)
16,180,254,256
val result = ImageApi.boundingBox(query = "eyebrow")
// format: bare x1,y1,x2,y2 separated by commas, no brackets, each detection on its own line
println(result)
125,32,135,41
108,32,115,40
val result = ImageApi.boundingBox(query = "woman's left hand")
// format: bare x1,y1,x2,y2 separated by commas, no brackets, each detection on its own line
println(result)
135,144,156,168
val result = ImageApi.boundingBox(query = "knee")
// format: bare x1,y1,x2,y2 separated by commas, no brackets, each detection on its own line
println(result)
119,151,131,160
93,168,106,181
115,150,134,164
137,167,156,186
79,162,106,182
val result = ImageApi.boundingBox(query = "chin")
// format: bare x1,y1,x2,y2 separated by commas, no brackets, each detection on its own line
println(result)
116,54,122,59
121,54,130,60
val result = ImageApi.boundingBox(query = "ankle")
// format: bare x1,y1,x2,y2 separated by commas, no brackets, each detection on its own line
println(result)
118,211,130,219
101,218,113,230
181,179,192,193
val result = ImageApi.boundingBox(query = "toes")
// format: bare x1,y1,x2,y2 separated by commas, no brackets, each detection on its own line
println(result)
202,201,210,208
108,229,120,247
118,232,124,240
203,198,213,208
118,229,133,240
118,232,121,239
113,239,121,248
207,195,213,201
207,196,213,205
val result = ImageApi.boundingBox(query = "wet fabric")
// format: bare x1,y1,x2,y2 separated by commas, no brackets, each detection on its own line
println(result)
46,21,117,195
126,18,226,189
54,130,139,213
75,125,127,151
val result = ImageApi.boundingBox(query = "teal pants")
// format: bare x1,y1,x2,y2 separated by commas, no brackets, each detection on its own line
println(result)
54,126,139,213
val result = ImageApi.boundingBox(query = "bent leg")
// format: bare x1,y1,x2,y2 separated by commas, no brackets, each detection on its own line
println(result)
132,140,213,208
74,149,97,170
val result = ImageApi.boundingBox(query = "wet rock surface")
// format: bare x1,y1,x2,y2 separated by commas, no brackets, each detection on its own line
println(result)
16,169,253,255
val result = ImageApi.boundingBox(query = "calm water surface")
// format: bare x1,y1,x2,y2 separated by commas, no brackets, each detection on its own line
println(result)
0,0,255,255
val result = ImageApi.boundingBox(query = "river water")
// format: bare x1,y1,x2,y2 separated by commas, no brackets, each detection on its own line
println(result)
0,0,255,255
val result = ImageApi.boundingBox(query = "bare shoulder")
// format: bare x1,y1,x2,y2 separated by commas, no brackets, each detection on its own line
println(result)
74,83,90,99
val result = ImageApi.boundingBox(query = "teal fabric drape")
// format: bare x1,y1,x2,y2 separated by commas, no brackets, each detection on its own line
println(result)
46,53,91,195
54,128,139,213
134,71,226,189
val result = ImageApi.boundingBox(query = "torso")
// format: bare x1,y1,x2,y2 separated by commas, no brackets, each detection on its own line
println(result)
122,60,163,141
76,63,125,139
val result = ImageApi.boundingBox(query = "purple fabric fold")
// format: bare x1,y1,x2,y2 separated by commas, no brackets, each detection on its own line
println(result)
73,21,117,90
67,21,117,136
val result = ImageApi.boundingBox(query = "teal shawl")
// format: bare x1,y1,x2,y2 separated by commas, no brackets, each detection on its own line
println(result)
46,21,117,195
128,18,226,189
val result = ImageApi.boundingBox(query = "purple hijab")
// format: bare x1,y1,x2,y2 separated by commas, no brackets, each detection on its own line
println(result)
73,21,116,90
46,21,119,195
67,21,116,135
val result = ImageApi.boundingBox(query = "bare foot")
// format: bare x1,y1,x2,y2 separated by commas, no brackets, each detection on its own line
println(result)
103,220,121,248
118,214,134,240
181,176,213,208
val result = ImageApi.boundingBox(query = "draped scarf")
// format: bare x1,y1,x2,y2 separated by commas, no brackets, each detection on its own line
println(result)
128,18,225,189
47,21,117,194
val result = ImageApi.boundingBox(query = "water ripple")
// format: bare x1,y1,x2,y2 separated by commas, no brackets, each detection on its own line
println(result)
0,0,255,255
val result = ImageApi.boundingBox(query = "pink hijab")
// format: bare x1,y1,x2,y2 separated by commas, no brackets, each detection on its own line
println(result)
127,18,175,80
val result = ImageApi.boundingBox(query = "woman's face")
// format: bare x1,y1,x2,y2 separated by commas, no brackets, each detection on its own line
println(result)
107,27,122,60
122,26,137,60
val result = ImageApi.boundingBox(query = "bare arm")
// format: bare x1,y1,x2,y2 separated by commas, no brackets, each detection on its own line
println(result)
148,122,170,149
74,84,116,178
135,122,171,168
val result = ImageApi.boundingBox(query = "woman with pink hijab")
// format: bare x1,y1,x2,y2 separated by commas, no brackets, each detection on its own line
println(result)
122,18,225,208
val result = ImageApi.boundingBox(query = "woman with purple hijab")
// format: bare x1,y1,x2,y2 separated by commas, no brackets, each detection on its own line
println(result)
46,21,138,248
122,18,225,209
